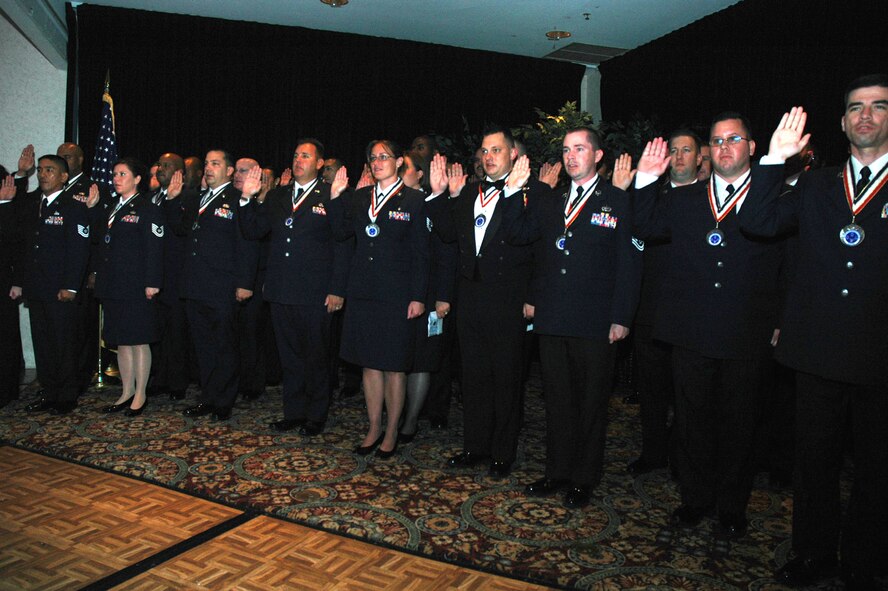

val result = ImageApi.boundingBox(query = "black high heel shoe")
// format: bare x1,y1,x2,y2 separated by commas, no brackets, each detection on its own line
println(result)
355,433,384,456
124,403,146,417
397,430,417,444
102,397,134,413
375,440,399,460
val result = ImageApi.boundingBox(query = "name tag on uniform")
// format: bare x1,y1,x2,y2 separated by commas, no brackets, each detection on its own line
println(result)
45,215,64,225
590,212,618,229
389,211,410,222
312,204,327,216
214,207,234,220
121,214,140,223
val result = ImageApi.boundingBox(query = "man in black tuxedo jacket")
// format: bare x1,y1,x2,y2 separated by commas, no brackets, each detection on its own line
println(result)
739,77,888,590
634,113,784,539
505,127,642,508
239,139,352,436
181,150,258,421
428,126,547,478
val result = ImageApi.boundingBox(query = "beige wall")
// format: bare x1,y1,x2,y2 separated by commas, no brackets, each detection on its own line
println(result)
0,13,68,368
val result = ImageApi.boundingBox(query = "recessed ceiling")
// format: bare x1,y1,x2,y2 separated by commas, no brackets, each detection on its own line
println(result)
69,0,741,64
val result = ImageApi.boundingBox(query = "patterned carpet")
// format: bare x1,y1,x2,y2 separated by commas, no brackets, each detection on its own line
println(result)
0,369,852,591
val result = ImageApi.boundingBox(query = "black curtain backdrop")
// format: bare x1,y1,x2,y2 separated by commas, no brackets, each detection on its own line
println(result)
599,0,888,166
66,4,584,177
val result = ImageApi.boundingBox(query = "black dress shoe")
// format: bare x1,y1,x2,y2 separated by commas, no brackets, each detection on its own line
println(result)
775,555,838,587
183,403,213,417
488,460,512,478
49,401,76,415
446,451,487,468
168,390,186,401
627,457,668,476
397,430,417,444
525,477,570,497
211,407,232,421
272,418,306,432
375,441,398,460
26,397,54,412
717,511,748,539
241,390,262,401
671,505,708,527
563,486,591,508
299,421,325,436
102,399,133,413
355,433,385,455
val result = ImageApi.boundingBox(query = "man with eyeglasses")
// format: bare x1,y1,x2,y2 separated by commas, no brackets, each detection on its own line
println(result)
739,74,888,590
628,129,704,478
633,113,784,539
428,125,548,479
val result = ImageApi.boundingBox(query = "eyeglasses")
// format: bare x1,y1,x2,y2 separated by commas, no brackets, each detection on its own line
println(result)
368,154,395,163
709,135,749,147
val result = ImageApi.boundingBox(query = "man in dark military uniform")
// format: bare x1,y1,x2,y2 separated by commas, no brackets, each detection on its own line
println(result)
740,76,888,590
634,113,784,539
11,154,91,414
240,139,352,436
181,150,258,421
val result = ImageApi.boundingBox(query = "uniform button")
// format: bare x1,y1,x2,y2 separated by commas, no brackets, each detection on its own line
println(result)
714,282,722,288
560,269,566,275
191,252,196,256
717,261,724,268
286,238,291,243
567,231,573,238
841,288,849,297
34,245,39,249
369,243,373,247
285,252,290,257
564,250,570,255
369,256,374,261
846,261,854,269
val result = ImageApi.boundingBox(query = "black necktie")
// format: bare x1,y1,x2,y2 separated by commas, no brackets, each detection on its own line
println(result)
570,185,584,208
40,197,48,216
722,184,735,209
154,190,165,206
856,166,871,197
481,179,505,192
293,187,305,206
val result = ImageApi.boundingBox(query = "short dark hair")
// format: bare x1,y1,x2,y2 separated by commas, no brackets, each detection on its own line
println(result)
844,73,888,109
365,139,403,163
710,111,753,142
38,154,68,174
206,149,234,168
482,124,515,149
564,126,603,151
668,128,702,151
295,138,325,159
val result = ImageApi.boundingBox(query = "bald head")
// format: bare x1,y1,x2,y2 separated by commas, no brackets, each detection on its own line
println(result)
57,143,84,177
155,152,185,189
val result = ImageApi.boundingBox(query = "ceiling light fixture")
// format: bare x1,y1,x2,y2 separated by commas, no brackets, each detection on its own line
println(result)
545,30,571,41
320,0,348,6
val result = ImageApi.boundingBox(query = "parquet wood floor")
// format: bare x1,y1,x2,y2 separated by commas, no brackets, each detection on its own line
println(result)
0,447,242,591
117,516,552,591
0,448,551,590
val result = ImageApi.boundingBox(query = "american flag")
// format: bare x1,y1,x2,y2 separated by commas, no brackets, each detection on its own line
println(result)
92,85,118,189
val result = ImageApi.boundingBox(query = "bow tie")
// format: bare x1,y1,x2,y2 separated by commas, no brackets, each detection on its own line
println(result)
481,179,505,192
